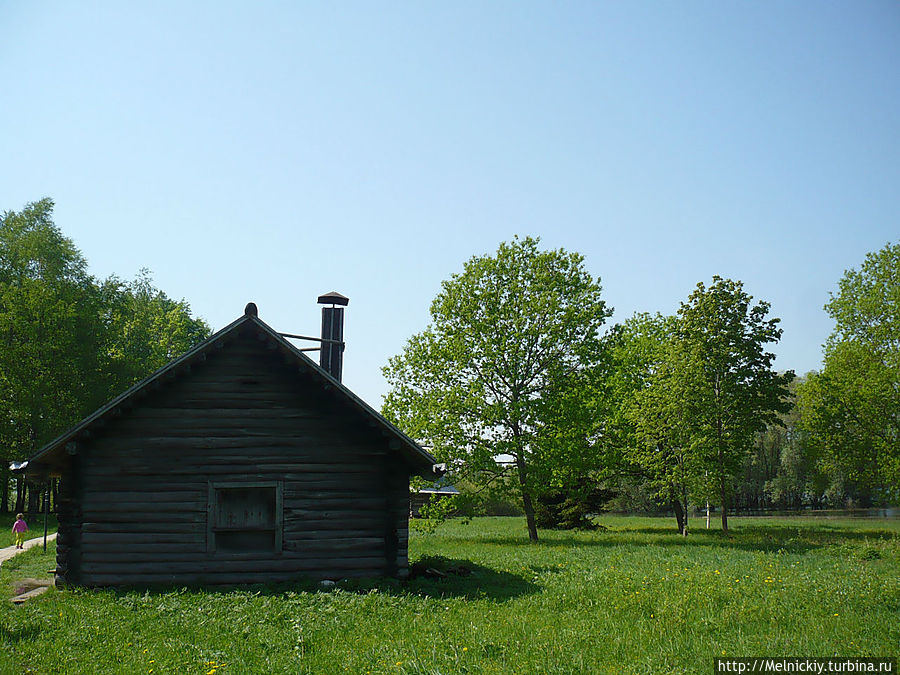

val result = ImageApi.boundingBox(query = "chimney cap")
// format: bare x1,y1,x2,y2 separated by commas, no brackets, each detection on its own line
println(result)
317,291,349,306
244,302,258,317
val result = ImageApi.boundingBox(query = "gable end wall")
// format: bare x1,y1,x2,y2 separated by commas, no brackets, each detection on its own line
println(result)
60,330,410,586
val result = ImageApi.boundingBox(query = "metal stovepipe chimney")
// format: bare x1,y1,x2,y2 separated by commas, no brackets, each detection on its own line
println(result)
317,291,349,381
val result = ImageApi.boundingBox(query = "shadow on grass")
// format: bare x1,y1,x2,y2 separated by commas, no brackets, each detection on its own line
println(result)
0,622,44,644
316,556,540,601
98,556,540,602
471,523,899,556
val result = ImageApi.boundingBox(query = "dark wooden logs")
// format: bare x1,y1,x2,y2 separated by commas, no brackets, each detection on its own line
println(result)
64,330,414,586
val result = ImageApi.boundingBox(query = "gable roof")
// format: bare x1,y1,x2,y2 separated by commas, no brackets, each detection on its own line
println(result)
15,309,440,479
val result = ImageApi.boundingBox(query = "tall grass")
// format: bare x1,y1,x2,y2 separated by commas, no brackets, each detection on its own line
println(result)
1,516,897,674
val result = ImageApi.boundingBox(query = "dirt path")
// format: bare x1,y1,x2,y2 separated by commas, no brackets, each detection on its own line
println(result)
0,532,57,568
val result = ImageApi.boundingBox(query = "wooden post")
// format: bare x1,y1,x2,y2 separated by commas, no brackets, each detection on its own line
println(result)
705,471,710,529
43,481,50,552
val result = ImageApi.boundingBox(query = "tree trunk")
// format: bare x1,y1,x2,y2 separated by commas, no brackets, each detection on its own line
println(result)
14,476,25,514
672,499,686,536
714,376,728,534
522,490,539,542
514,454,539,542
0,471,8,513
720,475,729,534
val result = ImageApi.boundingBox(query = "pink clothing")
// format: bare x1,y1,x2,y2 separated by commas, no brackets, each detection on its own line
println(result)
12,520,28,533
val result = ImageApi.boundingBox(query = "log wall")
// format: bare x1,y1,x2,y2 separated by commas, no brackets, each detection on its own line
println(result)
58,327,411,587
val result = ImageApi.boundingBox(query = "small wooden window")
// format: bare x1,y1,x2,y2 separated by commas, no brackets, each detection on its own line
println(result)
207,482,283,553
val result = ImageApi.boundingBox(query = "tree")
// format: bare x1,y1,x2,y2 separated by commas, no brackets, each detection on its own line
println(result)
673,277,793,533
530,361,615,530
799,242,900,498
729,375,823,512
607,313,697,534
383,237,611,541
0,199,108,511
101,269,211,396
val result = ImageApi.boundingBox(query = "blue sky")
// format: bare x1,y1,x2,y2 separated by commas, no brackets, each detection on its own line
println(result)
1,2,898,407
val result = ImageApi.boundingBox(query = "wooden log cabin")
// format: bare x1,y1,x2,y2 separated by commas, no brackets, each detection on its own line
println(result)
14,297,439,587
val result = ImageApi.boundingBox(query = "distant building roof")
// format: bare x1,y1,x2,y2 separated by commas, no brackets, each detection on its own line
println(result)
417,485,460,495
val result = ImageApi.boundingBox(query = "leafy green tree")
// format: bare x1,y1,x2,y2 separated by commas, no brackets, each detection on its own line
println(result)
674,277,793,533
607,313,698,534
102,269,211,396
737,424,783,510
799,242,900,499
0,202,102,427
733,375,821,511
634,353,702,534
0,199,106,511
383,237,611,541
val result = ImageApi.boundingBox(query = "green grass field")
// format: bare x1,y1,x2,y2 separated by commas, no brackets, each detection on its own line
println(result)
1,516,897,674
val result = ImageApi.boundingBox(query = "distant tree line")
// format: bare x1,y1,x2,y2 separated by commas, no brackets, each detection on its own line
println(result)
0,199,210,514
385,237,899,539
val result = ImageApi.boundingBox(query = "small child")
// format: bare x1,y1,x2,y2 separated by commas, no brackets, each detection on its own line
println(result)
12,513,28,549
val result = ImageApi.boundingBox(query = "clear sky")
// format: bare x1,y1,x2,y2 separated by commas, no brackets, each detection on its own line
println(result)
1,2,898,408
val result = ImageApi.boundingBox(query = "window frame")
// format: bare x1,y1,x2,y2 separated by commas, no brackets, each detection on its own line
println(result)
206,480,284,554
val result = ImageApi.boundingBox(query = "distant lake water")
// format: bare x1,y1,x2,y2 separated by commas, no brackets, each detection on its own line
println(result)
730,508,900,519
613,508,900,520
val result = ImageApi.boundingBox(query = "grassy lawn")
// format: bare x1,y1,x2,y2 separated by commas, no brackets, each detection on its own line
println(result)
0,516,897,674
